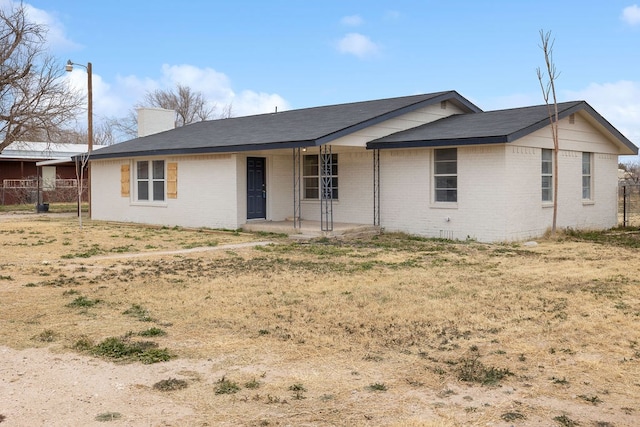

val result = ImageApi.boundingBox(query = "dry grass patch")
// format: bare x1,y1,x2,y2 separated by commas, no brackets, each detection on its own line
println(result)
1,216,639,426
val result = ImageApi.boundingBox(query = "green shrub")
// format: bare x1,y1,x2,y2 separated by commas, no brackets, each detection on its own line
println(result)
66,296,101,308
138,327,166,337
153,378,188,391
215,377,240,394
457,356,513,386
76,336,174,364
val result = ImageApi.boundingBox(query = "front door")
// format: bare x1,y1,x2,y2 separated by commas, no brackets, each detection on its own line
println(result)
247,157,266,219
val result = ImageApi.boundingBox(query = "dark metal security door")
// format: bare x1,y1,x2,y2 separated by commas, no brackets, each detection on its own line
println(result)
247,157,266,219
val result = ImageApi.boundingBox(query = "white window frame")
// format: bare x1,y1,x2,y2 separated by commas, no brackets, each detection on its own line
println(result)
582,152,592,200
303,153,338,200
136,160,165,202
434,148,457,203
541,149,553,202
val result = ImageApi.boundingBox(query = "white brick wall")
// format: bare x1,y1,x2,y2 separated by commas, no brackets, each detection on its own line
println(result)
295,149,375,223
379,146,509,242
379,149,432,236
92,154,241,230
504,145,547,240
266,154,294,221
91,110,625,241
379,140,621,242
331,103,467,147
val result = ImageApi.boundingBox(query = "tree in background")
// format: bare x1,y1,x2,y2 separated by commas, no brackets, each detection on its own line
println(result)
0,3,81,152
537,29,560,234
619,161,640,184
111,84,233,141
23,121,117,146
143,84,214,127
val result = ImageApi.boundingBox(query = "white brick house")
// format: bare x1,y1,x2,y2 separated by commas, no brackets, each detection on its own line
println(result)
88,91,637,242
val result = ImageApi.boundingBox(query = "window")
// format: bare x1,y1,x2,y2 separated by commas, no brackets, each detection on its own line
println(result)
136,160,165,201
541,149,553,202
303,154,338,199
582,152,592,200
434,148,457,202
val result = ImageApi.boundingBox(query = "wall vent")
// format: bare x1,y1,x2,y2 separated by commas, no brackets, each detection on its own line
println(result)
440,101,447,110
569,113,575,124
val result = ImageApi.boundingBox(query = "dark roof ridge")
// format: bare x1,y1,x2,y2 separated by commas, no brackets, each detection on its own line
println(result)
88,91,482,160
367,100,638,155
187,91,449,124
481,100,583,115
315,90,481,145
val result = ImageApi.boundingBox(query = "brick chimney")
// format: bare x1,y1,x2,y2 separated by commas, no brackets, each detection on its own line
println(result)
137,108,175,137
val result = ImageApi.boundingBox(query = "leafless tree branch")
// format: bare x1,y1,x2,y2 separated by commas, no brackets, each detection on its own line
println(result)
0,3,82,152
142,83,216,127
537,29,561,234
110,84,234,142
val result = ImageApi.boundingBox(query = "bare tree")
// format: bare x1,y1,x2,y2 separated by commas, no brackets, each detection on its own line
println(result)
0,3,82,153
56,122,117,146
106,111,138,142
537,29,560,234
110,85,234,142
621,161,640,184
21,121,116,146
220,102,233,119
142,84,216,127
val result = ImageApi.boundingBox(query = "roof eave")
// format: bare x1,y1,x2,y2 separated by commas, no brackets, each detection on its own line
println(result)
367,136,508,150
576,102,638,155
87,139,317,161
507,102,637,155
502,102,585,143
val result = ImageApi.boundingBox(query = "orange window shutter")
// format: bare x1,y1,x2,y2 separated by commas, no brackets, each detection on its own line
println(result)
120,164,130,197
167,162,178,199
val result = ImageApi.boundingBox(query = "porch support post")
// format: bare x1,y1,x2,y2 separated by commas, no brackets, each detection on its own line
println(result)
373,149,380,226
320,144,334,232
293,147,302,230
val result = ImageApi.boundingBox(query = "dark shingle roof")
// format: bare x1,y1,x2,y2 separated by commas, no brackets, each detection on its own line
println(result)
368,101,638,154
90,91,481,160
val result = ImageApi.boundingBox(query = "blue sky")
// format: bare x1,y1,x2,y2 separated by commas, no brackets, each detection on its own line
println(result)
14,0,640,158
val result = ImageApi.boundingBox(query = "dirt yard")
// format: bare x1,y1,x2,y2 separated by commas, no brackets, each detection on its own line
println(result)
0,213,639,426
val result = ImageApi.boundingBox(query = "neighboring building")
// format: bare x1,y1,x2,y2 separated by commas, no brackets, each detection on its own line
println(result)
619,168,638,185
87,91,638,242
0,141,106,205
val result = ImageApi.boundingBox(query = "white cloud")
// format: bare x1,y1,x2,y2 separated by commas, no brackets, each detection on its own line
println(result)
336,33,380,59
156,64,289,116
65,67,128,123
621,4,640,26
234,90,289,116
77,64,289,125
117,74,160,103
159,64,234,101
341,14,363,26
20,2,81,51
565,80,640,146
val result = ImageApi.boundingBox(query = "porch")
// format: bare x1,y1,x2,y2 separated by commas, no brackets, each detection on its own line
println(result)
242,219,381,240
